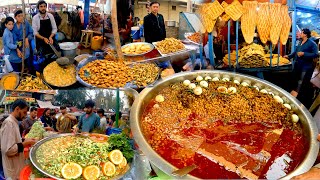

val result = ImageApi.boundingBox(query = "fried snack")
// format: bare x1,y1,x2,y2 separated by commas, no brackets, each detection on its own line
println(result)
121,43,152,56
130,63,159,87
43,62,76,87
16,76,50,91
1,73,18,90
280,5,291,45
187,32,201,44
225,0,245,21
238,43,267,68
257,2,271,44
311,30,320,37
241,1,258,44
270,3,283,45
199,1,223,32
155,38,185,54
221,1,231,22
78,60,133,88
223,51,238,66
264,54,291,66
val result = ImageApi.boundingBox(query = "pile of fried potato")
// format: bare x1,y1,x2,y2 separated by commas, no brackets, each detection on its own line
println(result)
122,43,152,55
130,63,159,87
155,38,185,54
16,76,50,91
79,60,133,88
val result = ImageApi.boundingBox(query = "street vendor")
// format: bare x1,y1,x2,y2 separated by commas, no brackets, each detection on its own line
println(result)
74,100,100,133
56,105,77,133
32,0,57,55
143,1,166,43
0,99,36,180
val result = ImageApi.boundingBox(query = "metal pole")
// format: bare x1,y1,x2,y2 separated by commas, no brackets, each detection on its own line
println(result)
115,88,120,128
21,0,26,77
228,20,231,69
84,0,90,29
235,20,239,69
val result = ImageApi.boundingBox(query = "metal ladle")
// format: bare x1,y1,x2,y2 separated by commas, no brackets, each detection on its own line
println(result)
48,44,70,66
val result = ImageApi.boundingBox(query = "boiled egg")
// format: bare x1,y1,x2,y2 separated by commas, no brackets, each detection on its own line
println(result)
260,89,268,94
283,104,291,110
205,76,212,81
222,77,230,82
241,82,249,87
194,86,203,95
155,95,165,102
153,104,160,108
227,87,237,94
196,76,203,82
253,86,259,91
200,81,209,88
217,86,227,93
183,80,191,86
233,80,240,85
212,77,220,81
189,83,196,89
274,95,284,104
291,114,299,123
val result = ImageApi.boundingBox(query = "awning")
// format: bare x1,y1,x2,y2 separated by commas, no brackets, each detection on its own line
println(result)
0,0,79,6
36,100,59,109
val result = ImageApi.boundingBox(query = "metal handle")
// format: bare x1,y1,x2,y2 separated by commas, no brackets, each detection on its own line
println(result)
49,44,61,58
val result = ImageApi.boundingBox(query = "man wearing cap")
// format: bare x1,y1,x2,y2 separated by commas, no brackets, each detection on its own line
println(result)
74,100,100,133
32,0,57,55
56,106,77,133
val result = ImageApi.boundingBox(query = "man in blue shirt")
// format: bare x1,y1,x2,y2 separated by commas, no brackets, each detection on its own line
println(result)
12,10,33,73
75,100,100,133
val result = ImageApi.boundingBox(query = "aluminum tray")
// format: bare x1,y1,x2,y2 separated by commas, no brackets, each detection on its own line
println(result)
29,133,132,180
121,42,154,56
130,70,319,179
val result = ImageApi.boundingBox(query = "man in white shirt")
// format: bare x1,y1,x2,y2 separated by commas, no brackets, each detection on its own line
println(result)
97,109,107,130
32,0,57,54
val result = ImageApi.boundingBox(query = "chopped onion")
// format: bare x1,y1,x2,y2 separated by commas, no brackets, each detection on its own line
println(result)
283,104,291,110
241,82,249,87
260,89,268,94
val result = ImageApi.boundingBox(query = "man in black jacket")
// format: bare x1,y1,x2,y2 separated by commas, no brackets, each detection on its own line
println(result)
143,1,166,43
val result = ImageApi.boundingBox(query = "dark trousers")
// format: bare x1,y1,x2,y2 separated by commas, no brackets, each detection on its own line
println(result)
10,62,22,72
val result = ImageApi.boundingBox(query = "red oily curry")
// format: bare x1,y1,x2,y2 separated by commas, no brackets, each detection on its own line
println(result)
141,76,307,179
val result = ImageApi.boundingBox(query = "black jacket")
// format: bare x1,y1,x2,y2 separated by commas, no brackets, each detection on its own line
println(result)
143,13,166,43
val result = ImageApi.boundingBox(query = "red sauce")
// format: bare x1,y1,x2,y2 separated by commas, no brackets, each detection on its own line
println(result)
143,110,308,179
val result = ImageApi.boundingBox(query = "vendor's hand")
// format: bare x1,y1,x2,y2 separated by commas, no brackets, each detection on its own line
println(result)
22,138,37,147
43,37,50,44
17,49,23,58
284,55,289,59
49,37,54,44
25,38,29,48
297,52,304,57
44,127,54,131
73,127,79,134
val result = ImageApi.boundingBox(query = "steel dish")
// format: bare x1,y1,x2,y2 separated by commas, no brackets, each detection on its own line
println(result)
130,70,319,179
29,133,132,180
121,42,154,56
184,32,201,46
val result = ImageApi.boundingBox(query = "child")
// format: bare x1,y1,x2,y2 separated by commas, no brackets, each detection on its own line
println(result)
2,17,23,72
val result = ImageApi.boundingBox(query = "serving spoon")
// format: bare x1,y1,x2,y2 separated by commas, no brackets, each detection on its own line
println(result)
171,164,198,177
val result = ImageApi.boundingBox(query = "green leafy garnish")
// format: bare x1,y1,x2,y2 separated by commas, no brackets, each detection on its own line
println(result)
107,133,134,162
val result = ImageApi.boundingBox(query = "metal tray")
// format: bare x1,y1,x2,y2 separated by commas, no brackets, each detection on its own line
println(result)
29,133,132,180
130,70,319,180
121,42,154,56
152,41,188,57
76,57,160,89
184,32,201,46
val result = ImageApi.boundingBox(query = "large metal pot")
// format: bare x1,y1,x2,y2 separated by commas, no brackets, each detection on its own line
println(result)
130,70,319,179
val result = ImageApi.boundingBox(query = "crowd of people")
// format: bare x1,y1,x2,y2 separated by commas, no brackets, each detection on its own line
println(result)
0,98,127,179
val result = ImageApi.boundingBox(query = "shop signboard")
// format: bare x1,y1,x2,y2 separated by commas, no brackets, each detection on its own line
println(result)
4,97,35,103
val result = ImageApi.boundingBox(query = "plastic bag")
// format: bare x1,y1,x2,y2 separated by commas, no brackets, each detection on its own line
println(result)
3,55,13,72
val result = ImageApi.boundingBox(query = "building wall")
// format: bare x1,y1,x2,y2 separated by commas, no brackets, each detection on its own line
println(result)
134,1,187,26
